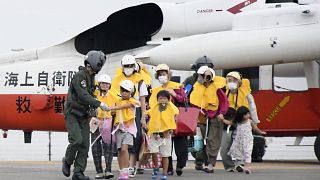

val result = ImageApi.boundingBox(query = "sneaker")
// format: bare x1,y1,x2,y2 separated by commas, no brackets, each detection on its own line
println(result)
160,175,168,180
62,157,71,177
128,167,136,178
152,168,159,179
203,168,214,173
72,172,90,180
105,172,114,179
167,170,174,176
176,167,183,176
95,173,104,179
226,168,235,172
118,170,129,180
136,168,144,175
245,168,252,174
195,165,203,171
236,165,244,172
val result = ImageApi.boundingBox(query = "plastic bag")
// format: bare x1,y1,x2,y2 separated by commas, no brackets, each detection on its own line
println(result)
100,118,116,144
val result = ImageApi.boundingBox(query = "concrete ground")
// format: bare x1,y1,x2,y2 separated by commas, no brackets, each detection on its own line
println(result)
0,160,319,180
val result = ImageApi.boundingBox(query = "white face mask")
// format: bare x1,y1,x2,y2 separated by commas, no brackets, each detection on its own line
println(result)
227,82,238,91
158,75,168,84
123,68,134,76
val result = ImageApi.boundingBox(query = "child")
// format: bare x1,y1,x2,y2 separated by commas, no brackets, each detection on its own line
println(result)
109,80,140,180
146,90,179,180
222,106,266,174
91,74,118,179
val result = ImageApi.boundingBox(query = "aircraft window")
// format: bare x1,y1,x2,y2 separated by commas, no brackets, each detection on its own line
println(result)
75,3,163,55
272,64,308,92
224,67,259,92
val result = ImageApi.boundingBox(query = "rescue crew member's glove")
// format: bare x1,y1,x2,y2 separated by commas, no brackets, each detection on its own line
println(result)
100,102,110,111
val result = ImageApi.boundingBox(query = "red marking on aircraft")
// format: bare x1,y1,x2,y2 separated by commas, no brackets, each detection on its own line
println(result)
227,0,257,14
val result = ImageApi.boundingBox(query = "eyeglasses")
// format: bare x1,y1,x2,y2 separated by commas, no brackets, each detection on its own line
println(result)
200,74,212,81
123,64,135,68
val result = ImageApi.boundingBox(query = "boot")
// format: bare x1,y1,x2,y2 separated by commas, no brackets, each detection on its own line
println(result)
62,157,71,177
72,172,90,180
176,167,183,176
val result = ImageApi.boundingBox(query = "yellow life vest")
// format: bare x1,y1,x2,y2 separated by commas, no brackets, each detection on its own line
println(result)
190,76,225,111
116,67,152,87
214,76,227,88
115,67,152,86
95,90,120,119
226,78,251,109
149,81,182,107
139,68,152,86
146,102,179,135
112,69,143,98
113,98,140,126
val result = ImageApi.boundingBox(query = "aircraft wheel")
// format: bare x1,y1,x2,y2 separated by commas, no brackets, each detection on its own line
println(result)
314,135,320,162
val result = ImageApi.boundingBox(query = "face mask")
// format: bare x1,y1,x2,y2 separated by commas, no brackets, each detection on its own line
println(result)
158,75,168,84
197,76,205,84
227,82,238,91
123,68,134,76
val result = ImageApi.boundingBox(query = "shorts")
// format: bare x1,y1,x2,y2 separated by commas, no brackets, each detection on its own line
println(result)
149,134,172,157
116,130,134,150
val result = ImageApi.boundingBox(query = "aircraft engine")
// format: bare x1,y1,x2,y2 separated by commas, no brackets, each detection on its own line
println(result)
136,5,320,70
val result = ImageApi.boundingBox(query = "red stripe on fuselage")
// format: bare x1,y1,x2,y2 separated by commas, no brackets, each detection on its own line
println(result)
227,0,257,14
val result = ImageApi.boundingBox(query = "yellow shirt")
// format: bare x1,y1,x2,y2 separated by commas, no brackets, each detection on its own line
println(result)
149,81,182,107
146,102,179,135
113,98,140,126
112,69,143,98
190,76,225,111
94,90,120,119
226,78,251,109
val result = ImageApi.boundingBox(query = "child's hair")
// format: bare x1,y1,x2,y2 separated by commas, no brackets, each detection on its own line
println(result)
156,90,171,100
225,107,236,120
120,86,136,97
234,106,250,123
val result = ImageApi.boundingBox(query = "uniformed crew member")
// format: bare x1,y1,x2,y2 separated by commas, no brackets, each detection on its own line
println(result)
62,51,110,180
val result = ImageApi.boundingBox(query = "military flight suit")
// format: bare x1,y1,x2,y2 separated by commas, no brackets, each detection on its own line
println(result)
64,66,101,173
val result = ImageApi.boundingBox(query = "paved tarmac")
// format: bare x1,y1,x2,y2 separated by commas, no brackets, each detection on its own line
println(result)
0,160,319,180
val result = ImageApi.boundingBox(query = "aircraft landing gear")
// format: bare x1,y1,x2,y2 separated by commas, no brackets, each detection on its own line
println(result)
315,135,320,162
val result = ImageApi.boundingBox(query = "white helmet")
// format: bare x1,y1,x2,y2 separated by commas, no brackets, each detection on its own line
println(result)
197,66,215,81
197,66,209,74
207,68,215,80
97,74,111,84
120,80,134,92
227,71,241,81
121,55,136,66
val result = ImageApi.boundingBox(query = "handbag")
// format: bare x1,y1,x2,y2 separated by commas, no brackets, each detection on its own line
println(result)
100,117,116,144
174,103,200,136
